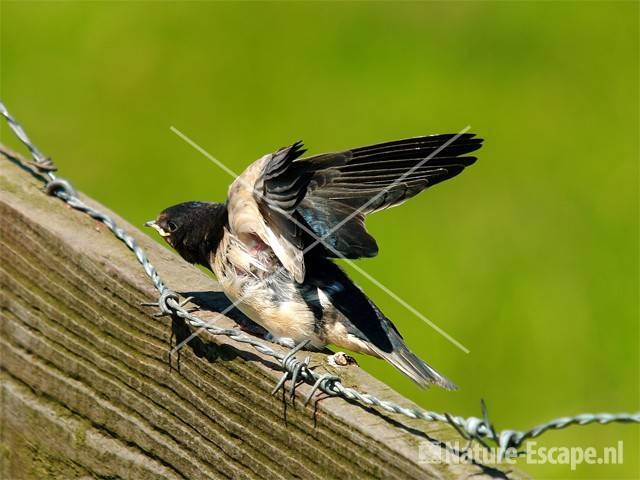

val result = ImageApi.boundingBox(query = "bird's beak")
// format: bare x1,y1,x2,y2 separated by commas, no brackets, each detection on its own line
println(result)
145,220,170,237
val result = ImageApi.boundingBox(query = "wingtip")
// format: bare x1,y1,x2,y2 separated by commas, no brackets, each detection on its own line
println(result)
290,140,307,159
275,140,307,163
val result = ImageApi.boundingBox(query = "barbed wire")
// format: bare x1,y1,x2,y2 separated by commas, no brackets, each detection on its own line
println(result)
1,100,638,463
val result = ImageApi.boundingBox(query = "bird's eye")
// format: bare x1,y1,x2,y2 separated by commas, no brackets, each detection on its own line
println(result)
167,221,178,232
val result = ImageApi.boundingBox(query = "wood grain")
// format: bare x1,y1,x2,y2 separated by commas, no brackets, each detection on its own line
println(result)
0,150,521,479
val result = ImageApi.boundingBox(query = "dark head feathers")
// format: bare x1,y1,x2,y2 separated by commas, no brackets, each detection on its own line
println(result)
148,201,227,269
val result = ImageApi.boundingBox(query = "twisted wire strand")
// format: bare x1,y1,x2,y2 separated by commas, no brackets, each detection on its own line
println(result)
1,100,638,460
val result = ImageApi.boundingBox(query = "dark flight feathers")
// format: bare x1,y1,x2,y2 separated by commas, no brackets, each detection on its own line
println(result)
257,133,483,259
257,141,310,250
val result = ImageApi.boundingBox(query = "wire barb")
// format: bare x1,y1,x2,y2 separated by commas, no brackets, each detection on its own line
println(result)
271,340,311,400
1,99,638,464
304,374,339,407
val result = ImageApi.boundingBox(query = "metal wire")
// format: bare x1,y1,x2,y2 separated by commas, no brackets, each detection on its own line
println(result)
1,100,638,462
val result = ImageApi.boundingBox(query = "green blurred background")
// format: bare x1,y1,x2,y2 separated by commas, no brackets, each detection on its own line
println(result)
1,1,638,478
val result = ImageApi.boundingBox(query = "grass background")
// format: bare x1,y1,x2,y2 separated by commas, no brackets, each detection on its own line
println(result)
1,1,638,478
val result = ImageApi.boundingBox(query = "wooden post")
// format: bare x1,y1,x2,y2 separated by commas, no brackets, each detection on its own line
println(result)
0,150,523,479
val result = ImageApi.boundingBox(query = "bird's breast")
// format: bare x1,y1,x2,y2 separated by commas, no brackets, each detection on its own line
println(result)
212,230,322,345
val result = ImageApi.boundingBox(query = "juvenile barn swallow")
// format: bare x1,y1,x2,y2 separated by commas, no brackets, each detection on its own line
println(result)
148,134,482,389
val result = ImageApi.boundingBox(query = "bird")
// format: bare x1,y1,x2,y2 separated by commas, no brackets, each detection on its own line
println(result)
147,133,483,389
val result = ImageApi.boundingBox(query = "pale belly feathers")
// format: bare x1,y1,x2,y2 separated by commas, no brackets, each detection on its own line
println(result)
211,231,325,348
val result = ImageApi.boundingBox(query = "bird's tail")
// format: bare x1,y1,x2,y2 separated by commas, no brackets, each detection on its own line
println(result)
374,327,458,390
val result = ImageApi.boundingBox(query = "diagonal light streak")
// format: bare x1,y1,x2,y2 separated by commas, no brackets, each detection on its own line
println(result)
169,126,471,354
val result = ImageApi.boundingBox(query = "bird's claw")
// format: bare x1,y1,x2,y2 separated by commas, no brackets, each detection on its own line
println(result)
327,351,357,367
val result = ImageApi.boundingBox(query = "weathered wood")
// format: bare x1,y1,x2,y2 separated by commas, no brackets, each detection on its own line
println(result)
0,152,521,479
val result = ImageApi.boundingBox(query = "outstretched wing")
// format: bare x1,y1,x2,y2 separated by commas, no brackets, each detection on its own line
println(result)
254,133,482,278
299,133,482,258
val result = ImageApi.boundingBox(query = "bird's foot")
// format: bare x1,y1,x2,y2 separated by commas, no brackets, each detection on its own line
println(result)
264,333,297,349
271,340,311,402
327,352,358,367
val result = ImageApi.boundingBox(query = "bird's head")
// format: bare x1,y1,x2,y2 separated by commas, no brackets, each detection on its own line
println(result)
146,201,227,269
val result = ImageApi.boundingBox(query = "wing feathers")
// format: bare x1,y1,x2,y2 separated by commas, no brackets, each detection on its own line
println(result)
300,133,482,258
249,134,482,273
341,155,476,171
263,140,306,181
351,133,478,154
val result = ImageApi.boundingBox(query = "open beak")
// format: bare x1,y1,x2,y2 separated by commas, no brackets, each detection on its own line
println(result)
145,220,170,237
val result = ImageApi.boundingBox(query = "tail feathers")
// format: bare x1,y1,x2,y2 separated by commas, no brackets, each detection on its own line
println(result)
375,330,458,390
